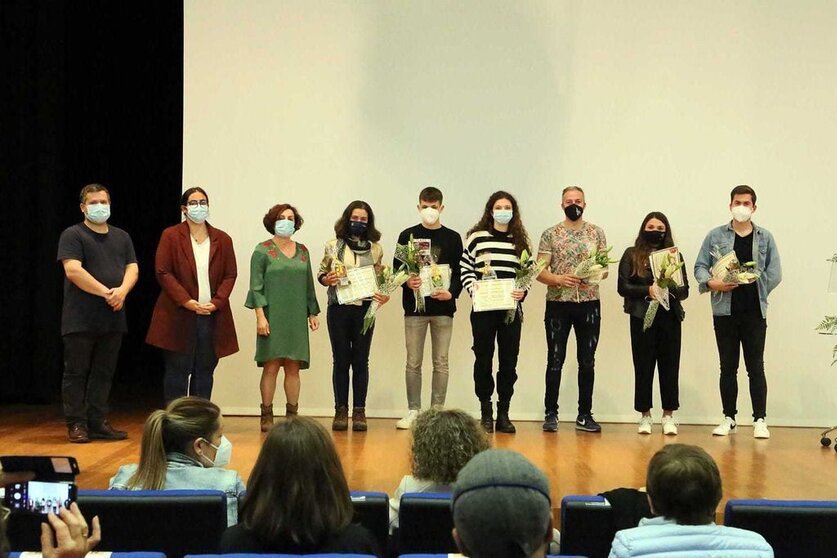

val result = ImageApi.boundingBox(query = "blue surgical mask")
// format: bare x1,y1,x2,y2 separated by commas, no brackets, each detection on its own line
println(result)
86,203,111,224
274,219,295,237
200,435,232,468
492,209,513,225
348,220,368,237
186,205,209,224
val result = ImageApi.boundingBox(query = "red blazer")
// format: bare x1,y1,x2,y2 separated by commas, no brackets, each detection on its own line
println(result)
146,221,239,358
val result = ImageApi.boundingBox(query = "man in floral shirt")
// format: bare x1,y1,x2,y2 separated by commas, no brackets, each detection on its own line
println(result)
536,186,608,433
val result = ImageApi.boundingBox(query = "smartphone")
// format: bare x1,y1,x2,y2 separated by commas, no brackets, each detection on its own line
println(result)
3,481,78,515
0,456,80,480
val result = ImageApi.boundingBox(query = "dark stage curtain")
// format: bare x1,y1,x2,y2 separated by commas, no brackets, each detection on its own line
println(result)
0,1,184,406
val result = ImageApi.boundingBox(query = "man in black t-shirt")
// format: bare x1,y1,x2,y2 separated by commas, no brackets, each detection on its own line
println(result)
394,187,463,429
56,184,138,443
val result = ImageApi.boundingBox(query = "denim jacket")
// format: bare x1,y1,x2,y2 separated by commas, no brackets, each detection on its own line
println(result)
693,222,782,318
109,452,246,526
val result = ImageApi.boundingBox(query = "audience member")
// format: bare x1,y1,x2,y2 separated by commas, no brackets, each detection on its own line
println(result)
109,396,245,526
219,416,381,557
452,449,554,558
389,408,489,531
609,444,773,557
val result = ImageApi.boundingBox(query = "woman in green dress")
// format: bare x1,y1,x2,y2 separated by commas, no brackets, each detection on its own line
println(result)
246,203,320,431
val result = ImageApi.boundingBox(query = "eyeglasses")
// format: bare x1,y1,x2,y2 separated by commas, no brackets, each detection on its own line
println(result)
187,200,208,207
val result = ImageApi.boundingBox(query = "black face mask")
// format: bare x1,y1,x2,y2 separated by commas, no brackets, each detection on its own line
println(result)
348,221,368,238
564,204,583,221
642,230,666,246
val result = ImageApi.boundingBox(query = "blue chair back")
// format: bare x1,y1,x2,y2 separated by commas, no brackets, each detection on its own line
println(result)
560,495,615,558
350,490,390,551
394,492,456,555
186,554,377,558
724,498,837,558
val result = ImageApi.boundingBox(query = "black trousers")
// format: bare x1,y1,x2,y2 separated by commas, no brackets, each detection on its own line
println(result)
544,300,600,415
470,310,521,408
163,315,219,403
713,314,768,420
629,312,681,413
327,302,373,408
62,331,123,426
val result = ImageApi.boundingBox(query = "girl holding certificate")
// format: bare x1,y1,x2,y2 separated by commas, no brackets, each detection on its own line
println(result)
246,203,320,432
317,200,389,432
617,212,689,435
460,191,529,434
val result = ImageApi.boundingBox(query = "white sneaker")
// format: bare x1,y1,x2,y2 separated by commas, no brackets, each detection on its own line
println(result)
712,416,737,436
661,415,678,435
637,415,652,434
396,410,419,430
753,418,770,439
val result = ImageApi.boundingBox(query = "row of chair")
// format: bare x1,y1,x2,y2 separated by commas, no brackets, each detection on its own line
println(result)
8,490,837,558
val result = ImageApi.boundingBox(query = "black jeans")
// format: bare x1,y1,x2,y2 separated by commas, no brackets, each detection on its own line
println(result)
470,310,521,408
327,302,373,408
713,314,768,419
62,331,123,426
630,312,680,413
163,316,219,403
544,300,600,415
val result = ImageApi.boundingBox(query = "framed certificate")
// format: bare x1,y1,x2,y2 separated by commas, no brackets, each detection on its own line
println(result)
336,265,379,304
419,264,451,298
472,278,516,312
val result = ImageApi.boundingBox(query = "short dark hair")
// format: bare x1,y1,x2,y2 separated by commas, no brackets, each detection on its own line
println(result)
240,417,353,550
419,187,443,204
334,200,381,242
180,187,209,207
646,444,722,525
263,203,303,234
79,183,110,203
730,185,757,205
561,185,585,199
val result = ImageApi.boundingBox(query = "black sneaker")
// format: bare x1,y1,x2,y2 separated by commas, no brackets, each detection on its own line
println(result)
542,412,558,432
575,414,601,433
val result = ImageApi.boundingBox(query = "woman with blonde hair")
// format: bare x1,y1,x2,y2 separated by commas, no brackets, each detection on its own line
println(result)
109,397,244,526
220,416,380,556
388,408,490,530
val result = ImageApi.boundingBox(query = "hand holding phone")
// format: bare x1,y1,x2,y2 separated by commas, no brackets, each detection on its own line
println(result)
41,502,101,558
3,481,78,515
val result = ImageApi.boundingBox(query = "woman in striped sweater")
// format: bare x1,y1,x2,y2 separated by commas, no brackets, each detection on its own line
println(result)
460,191,530,434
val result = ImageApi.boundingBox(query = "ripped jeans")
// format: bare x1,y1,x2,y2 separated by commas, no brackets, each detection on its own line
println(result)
543,300,600,416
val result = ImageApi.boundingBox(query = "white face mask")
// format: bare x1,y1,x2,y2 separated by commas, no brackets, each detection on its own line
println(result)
420,207,440,225
199,435,232,468
731,205,753,223
86,203,111,224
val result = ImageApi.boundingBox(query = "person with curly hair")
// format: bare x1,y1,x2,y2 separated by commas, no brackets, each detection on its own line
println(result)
388,408,490,531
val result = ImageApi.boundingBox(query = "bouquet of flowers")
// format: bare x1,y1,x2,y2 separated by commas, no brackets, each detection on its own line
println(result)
505,249,547,323
565,244,617,302
643,250,685,331
710,246,760,284
361,265,409,334
394,234,425,313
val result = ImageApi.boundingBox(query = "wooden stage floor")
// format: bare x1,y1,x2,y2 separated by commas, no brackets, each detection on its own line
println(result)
3,405,836,518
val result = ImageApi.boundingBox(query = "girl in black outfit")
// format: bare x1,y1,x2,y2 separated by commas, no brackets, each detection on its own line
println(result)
617,212,689,435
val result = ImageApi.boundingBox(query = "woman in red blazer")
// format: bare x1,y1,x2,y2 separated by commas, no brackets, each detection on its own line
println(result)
146,187,239,402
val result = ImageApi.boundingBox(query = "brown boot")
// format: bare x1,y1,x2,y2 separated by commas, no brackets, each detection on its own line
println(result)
352,407,368,432
260,404,274,432
286,402,299,417
332,405,349,431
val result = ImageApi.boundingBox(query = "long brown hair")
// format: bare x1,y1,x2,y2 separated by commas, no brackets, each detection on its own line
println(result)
334,200,381,242
240,417,353,548
630,211,674,277
127,397,221,489
466,190,530,256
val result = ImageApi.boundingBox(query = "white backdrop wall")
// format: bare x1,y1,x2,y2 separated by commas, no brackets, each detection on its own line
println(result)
183,0,837,426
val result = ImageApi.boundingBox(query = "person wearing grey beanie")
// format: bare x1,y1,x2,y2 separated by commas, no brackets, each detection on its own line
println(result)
452,449,554,558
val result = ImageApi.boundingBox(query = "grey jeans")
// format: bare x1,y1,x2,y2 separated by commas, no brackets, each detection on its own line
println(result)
404,315,454,410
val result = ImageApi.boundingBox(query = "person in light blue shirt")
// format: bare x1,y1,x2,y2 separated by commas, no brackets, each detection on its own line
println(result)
609,444,773,558
694,185,782,439
109,397,245,526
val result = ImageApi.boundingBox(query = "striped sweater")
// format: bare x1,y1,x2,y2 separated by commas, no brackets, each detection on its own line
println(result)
460,228,522,294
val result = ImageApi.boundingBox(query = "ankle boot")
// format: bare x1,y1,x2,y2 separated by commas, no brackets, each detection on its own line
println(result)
332,405,349,431
352,407,368,431
480,401,494,433
260,404,274,432
495,403,516,434
286,402,299,417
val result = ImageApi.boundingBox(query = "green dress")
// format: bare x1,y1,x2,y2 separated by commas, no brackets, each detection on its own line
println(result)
245,240,320,368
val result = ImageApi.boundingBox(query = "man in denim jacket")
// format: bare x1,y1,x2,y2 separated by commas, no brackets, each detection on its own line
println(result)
694,185,782,439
